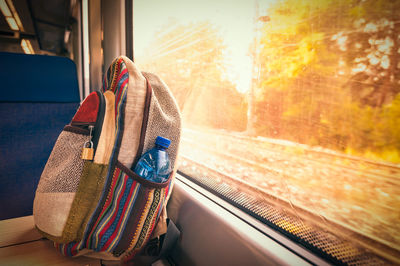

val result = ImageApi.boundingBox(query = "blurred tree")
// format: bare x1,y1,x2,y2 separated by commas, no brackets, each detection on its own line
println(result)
256,0,339,142
255,0,400,161
138,20,247,131
334,0,400,107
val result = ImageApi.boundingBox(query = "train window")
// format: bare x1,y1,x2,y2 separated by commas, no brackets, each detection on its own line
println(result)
134,0,400,264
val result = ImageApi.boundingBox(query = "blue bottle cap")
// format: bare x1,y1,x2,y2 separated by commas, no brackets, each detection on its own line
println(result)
155,136,171,148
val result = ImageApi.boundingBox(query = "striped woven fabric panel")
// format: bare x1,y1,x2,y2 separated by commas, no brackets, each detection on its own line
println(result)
103,57,129,115
54,241,80,257
55,166,170,257
89,166,169,254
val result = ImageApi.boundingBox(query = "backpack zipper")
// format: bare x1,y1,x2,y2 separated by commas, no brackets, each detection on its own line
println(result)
70,90,106,152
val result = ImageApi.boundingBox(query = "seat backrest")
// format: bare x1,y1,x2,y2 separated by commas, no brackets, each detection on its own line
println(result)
0,52,80,220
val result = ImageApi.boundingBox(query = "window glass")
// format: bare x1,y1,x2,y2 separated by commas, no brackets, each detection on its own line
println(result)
134,0,400,263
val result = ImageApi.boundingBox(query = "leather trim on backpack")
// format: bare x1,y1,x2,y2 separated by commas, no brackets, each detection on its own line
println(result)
63,125,89,135
115,161,172,189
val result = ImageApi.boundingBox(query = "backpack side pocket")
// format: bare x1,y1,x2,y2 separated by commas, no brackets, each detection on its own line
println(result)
33,126,89,239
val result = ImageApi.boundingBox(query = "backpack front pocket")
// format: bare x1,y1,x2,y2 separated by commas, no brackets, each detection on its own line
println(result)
81,161,172,259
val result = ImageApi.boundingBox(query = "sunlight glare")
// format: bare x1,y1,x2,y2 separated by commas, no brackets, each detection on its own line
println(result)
134,0,273,93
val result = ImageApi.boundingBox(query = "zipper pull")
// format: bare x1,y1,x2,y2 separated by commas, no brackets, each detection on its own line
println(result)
82,125,94,160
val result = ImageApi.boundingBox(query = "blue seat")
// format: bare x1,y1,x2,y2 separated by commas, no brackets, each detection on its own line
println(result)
0,52,80,220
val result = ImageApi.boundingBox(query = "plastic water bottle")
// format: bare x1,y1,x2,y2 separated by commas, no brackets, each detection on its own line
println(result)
134,136,172,183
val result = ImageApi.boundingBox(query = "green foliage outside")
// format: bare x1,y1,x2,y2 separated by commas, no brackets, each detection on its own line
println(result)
255,0,400,163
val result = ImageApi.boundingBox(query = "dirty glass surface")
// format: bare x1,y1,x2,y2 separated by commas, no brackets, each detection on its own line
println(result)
134,0,400,263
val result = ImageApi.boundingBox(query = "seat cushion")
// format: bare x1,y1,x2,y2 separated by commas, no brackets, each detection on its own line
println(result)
0,52,80,220
0,103,79,220
0,52,80,103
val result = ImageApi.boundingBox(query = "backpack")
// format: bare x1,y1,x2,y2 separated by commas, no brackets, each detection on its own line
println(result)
33,56,181,262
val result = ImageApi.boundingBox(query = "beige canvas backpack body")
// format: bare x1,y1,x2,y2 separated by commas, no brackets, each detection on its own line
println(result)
33,56,181,262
